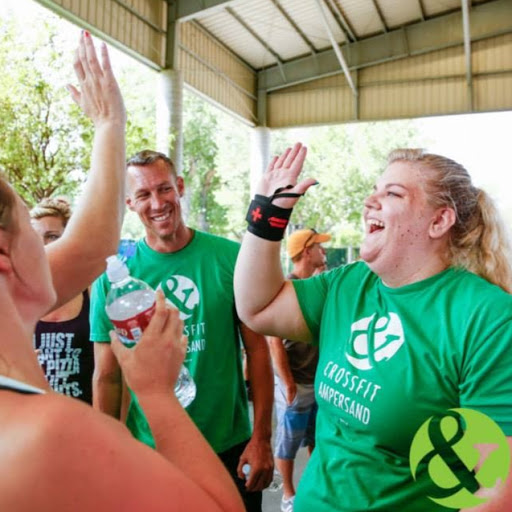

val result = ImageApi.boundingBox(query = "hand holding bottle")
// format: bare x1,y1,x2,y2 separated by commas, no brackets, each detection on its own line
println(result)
104,255,196,407
110,290,187,397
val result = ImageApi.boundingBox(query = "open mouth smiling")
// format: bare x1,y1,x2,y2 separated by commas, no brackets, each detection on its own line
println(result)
152,212,171,222
367,219,385,234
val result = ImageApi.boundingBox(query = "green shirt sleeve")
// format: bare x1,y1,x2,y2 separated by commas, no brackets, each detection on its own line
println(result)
89,273,113,343
292,270,332,342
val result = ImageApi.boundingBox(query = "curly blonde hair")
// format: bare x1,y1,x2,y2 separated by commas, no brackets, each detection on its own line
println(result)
30,197,72,226
388,149,512,293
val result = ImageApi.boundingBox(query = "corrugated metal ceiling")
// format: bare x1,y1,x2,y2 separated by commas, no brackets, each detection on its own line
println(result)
35,0,512,125
190,0,493,70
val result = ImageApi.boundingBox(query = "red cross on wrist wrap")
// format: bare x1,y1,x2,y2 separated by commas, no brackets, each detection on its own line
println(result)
245,194,293,241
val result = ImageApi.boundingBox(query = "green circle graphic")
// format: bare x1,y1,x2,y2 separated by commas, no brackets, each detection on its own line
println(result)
409,408,510,509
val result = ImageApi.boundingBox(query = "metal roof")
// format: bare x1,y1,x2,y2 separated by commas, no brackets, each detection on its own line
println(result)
181,0,495,69
37,0,512,126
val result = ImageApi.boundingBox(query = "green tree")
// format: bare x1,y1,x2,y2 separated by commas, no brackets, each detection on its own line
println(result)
0,13,159,209
117,60,157,159
0,18,91,205
182,91,228,235
212,106,251,240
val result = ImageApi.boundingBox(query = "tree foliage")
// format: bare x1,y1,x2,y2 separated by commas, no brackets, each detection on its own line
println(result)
182,92,229,235
0,14,159,209
117,61,157,160
0,18,90,205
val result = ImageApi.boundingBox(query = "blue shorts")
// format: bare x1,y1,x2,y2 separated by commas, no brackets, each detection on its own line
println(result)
274,375,317,460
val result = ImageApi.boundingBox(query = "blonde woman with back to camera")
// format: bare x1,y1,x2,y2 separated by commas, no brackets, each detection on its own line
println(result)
234,142,512,512
0,32,243,512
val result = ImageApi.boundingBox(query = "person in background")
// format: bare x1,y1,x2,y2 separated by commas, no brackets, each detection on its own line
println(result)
31,197,94,404
268,228,330,512
0,33,243,512
234,143,512,512
90,150,274,511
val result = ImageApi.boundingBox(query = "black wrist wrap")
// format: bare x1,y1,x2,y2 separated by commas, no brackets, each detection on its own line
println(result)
246,194,292,241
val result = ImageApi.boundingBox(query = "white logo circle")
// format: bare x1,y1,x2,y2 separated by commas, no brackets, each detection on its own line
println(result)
158,275,200,320
345,312,405,370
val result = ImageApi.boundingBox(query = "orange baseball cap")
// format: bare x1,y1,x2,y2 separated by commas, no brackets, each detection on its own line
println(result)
287,228,331,258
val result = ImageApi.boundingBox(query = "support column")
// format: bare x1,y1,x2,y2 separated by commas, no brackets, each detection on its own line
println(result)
250,87,271,195
156,1,183,173
250,126,271,196
156,69,184,174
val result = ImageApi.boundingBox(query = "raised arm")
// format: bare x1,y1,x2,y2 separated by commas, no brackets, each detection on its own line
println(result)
234,143,314,341
46,32,126,308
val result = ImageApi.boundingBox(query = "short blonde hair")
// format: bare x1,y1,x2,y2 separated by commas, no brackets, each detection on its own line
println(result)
30,197,72,227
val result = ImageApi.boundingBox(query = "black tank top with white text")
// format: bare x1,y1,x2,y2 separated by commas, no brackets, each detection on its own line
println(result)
34,291,93,404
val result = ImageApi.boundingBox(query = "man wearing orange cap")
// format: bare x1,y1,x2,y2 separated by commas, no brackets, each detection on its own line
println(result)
268,228,331,512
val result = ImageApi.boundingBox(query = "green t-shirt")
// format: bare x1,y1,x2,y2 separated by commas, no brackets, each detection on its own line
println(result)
292,262,512,512
90,232,251,453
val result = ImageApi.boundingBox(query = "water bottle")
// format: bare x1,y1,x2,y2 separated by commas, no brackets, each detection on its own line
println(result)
104,255,196,408
242,464,251,480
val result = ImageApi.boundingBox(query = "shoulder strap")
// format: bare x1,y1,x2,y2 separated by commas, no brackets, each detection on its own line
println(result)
0,375,45,395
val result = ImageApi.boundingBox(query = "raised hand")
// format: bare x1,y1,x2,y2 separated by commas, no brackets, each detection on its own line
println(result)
110,290,188,397
257,142,317,209
67,31,126,128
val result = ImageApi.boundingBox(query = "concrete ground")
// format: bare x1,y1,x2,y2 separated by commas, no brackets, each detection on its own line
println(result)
262,445,309,512
247,402,311,512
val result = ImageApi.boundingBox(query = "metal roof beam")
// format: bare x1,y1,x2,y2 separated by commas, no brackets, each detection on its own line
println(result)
112,0,165,33
314,0,357,96
259,0,512,91
371,0,388,33
324,0,357,42
417,0,426,21
226,6,286,81
269,0,318,55
462,0,474,109
168,0,234,21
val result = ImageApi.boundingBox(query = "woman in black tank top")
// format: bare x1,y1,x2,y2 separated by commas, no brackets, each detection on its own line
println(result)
31,198,94,404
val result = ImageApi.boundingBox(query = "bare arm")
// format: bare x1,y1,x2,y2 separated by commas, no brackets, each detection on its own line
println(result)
236,323,274,491
0,394,242,512
109,291,243,511
234,143,315,341
47,33,126,308
268,336,296,405
92,342,122,419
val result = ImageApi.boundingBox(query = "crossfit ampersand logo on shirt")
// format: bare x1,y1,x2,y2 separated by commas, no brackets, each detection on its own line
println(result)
345,313,405,370
159,275,200,320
